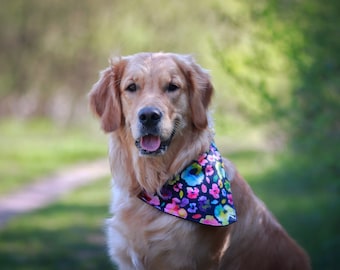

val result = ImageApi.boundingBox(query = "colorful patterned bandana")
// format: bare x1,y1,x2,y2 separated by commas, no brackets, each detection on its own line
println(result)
138,142,237,226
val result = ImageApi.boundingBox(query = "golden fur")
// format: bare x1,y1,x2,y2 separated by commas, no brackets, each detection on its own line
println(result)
89,52,310,270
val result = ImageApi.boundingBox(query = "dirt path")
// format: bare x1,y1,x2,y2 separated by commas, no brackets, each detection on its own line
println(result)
0,159,110,228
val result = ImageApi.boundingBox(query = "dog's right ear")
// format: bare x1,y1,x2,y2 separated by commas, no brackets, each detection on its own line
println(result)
89,59,126,133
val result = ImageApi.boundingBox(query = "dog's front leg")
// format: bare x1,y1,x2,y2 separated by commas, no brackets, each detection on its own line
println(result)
106,217,145,270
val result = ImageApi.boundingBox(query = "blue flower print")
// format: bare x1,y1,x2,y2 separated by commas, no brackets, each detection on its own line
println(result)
214,204,237,225
181,162,204,186
188,203,198,213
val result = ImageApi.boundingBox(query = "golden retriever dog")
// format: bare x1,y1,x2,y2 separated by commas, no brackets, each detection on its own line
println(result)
89,52,310,270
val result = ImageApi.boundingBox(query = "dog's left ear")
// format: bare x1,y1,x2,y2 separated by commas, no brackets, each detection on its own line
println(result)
88,58,126,133
179,56,214,130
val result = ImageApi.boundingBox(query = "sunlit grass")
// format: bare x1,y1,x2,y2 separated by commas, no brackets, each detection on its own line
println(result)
0,118,107,194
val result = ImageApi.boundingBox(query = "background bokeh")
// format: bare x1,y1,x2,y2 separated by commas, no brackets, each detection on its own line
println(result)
0,0,339,269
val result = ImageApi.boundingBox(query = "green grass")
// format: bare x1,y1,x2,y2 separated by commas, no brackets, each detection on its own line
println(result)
0,118,107,195
0,178,114,270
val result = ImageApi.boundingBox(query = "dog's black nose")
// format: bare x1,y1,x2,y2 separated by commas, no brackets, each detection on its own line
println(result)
138,107,162,126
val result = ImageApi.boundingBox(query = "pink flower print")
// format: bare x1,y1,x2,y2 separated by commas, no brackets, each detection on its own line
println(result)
210,145,221,158
192,213,202,219
200,215,220,226
201,184,207,193
198,153,208,166
173,183,183,192
227,194,233,205
209,183,220,199
205,165,214,176
149,195,160,206
164,198,188,218
187,187,199,199
207,154,216,162
165,202,179,215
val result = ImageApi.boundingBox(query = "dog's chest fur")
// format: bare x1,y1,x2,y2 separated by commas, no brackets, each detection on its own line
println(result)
107,186,230,270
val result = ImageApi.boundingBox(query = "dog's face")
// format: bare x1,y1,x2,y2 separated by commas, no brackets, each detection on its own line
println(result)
120,54,190,156
89,53,213,156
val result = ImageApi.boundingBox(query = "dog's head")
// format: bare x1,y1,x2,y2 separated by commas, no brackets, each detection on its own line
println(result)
89,53,213,156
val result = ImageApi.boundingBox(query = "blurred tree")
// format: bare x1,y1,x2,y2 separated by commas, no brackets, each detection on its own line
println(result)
0,0,109,121
211,0,339,168
0,0,217,122
283,0,340,173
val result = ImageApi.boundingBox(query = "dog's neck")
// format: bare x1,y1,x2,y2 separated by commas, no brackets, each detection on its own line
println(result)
109,126,213,196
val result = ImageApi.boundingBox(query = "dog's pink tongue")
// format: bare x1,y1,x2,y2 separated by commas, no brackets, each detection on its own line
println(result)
141,135,161,152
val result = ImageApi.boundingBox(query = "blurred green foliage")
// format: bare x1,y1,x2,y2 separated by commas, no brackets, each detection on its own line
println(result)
212,0,339,157
0,0,339,269
0,119,106,194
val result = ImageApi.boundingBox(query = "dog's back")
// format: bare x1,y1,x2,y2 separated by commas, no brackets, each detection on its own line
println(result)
220,171,310,269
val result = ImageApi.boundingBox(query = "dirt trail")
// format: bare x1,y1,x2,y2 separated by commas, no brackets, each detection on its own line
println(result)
0,159,110,228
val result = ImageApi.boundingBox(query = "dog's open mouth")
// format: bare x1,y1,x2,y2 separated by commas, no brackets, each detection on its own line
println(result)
135,132,175,156
140,135,161,152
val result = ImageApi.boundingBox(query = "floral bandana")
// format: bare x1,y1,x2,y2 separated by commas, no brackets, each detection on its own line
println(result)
138,143,237,226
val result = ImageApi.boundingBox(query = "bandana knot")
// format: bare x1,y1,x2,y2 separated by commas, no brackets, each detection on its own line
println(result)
139,142,237,226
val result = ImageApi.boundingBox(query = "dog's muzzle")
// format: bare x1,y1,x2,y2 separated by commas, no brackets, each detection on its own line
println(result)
135,106,174,156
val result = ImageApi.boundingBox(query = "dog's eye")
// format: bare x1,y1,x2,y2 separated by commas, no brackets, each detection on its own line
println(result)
126,83,137,92
167,83,179,92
